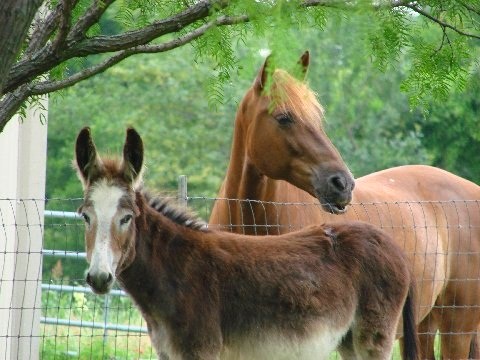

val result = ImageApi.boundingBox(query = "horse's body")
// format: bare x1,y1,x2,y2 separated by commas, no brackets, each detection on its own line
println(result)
209,52,480,359
75,127,419,360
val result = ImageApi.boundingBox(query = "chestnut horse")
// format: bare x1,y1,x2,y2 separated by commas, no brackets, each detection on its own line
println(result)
75,127,419,360
209,52,480,359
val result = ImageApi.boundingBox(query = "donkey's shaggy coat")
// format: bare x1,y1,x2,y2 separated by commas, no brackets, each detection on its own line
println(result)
75,127,419,360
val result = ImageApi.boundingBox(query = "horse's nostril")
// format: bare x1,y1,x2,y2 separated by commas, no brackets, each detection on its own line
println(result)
86,272,92,285
107,273,113,284
330,175,347,191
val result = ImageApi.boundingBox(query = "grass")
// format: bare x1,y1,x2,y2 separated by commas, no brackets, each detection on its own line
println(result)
40,327,437,359
40,286,441,360
41,326,154,359
41,288,156,359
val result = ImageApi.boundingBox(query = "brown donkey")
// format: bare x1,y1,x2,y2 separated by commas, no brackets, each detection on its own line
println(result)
75,127,419,359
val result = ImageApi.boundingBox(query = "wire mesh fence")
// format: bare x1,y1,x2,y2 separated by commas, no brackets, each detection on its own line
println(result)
1,194,479,359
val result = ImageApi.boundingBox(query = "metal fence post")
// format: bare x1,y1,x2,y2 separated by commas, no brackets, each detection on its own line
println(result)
178,175,188,209
103,295,110,343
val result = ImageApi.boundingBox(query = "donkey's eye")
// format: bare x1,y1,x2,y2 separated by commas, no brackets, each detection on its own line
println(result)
120,214,133,226
81,213,90,225
275,112,294,127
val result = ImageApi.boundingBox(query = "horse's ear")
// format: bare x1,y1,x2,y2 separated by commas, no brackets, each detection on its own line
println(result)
122,127,144,184
254,55,271,92
297,50,310,80
75,127,102,188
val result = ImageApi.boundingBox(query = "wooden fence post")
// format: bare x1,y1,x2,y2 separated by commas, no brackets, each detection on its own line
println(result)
178,175,188,209
0,97,48,360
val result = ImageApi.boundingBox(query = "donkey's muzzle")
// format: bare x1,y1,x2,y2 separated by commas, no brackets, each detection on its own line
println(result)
86,271,114,295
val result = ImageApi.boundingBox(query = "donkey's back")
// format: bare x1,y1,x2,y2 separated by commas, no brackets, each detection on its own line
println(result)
163,221,418,360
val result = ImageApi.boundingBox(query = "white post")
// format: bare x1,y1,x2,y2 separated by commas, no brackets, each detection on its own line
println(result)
0,97,48,360
178,175,188,209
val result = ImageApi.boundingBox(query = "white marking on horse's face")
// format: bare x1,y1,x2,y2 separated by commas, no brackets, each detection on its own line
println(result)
83,180,133,292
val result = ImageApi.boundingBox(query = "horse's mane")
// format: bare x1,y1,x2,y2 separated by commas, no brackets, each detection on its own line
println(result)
271,69,324,129
141,189,208,232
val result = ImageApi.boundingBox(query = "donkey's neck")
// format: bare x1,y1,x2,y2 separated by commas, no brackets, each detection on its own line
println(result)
117,206,186,320
116,205,210,357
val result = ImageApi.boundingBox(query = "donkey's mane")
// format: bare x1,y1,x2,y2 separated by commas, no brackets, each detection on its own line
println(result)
141,189,208,231
271,69,324,129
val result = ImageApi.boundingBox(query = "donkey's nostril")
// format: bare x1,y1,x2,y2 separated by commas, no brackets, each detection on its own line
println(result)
97,271,111,284
330,175,347,191
86,272,113,291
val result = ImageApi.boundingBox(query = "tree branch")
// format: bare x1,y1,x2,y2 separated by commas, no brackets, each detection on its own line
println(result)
25,1,62,56
2,0,479,132
302,0,349,9
30,15,249,95
31,52,128,95
0,0,44,93
0,84,32,132
66,0,217,55
432,25,453,57
302,0,412,10
405,3,480,40
67,0,116,43
4,0,221,94
52,0,79,53
455,0,480,17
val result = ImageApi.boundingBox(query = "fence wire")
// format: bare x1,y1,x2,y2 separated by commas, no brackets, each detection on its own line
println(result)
0,197,479,359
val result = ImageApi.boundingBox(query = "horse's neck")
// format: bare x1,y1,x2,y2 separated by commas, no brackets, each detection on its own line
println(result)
210,120,280,231
219,119,260,197
210,120,320,233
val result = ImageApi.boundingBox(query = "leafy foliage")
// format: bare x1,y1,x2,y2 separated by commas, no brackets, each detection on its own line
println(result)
402,33,470,107
369,7,411,71
47,48,248,200
3,0,480,133
47,12,480,205
411,66,480,180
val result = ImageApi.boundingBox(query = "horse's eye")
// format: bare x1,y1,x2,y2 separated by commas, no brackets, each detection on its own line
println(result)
82,213,90,225
120,214,133,226
275,113,294,127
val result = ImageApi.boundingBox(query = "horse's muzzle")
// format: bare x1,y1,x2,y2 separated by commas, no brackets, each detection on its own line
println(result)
314,171,355,214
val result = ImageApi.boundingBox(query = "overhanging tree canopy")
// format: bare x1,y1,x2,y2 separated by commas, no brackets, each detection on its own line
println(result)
1,0,479,132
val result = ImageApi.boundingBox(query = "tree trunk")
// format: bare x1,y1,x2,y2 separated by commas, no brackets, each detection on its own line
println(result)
0,0,43,95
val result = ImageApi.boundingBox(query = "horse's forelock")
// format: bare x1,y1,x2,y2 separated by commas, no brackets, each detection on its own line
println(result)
271,69,324,128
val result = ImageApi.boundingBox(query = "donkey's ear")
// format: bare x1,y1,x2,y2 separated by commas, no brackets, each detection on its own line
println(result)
122,127,144,184
254,55,271,92
297,50,310,80
75,127,101,188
